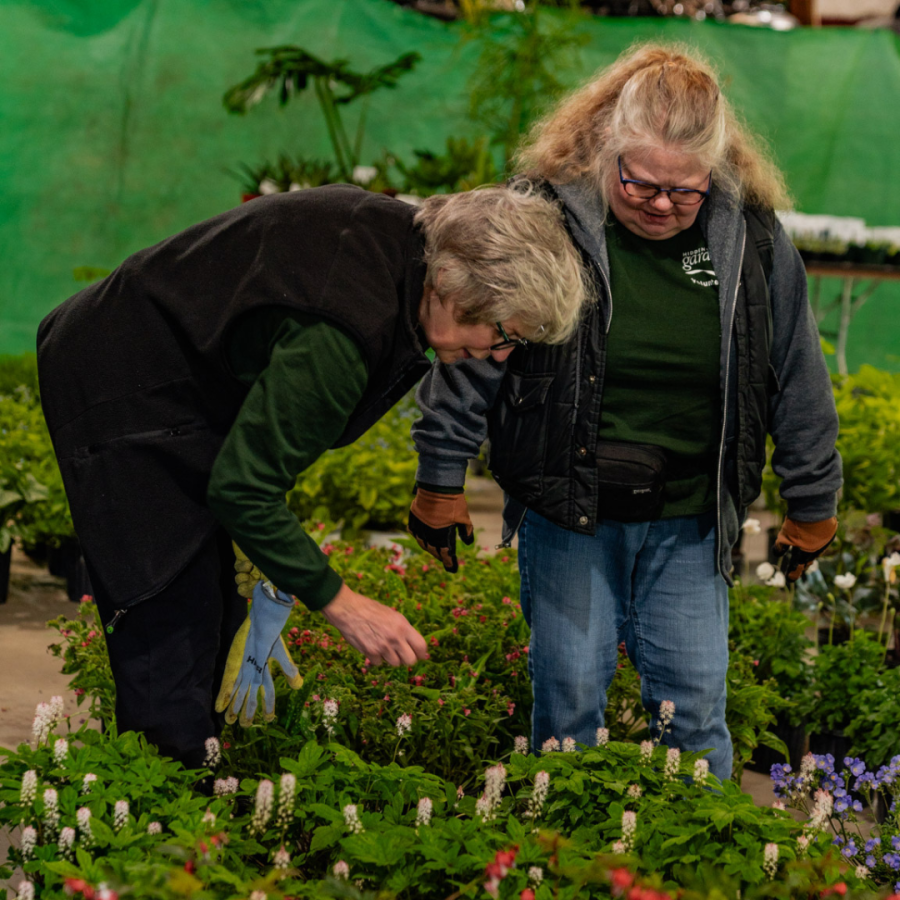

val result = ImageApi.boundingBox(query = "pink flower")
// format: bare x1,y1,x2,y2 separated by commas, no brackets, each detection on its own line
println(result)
463,708,471,716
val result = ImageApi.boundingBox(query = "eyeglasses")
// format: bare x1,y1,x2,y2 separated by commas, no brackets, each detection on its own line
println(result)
618,157,711,207
490,322,531,352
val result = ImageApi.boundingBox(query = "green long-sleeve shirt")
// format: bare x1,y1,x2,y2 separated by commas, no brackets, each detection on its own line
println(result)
207,309,368,610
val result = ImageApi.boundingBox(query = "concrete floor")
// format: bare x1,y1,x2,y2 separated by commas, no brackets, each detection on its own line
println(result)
0,482,786,891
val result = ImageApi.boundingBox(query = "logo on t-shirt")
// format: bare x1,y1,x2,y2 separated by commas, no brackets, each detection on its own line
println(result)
682,246,718,288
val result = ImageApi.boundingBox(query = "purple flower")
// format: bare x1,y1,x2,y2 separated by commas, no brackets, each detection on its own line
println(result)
844,757,866,777
842,839,857,858
834,797,850,813
892,836,900,851
833,835,845,846
883,853,900,871
866,856,876,868
865,839,879,853
852,800,863,812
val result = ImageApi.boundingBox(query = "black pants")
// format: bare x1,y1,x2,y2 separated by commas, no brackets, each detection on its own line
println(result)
87,528,247,768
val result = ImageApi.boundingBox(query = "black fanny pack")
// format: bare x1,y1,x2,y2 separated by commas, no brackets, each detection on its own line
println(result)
595,440,668,523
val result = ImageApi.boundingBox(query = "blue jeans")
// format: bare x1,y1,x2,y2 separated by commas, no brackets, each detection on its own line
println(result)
519,508,732,782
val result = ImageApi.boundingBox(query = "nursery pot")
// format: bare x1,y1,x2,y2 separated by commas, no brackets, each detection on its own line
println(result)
745,714,808,774
48,538,81,579
0,545,11,604
66,550,94,603
808,729,852,764
817,626,851,647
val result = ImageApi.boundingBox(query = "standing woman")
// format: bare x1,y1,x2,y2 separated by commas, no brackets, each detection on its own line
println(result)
409,44,842,781
37,183,588,768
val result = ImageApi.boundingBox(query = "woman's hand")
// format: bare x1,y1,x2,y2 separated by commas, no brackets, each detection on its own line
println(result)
320,582,429,667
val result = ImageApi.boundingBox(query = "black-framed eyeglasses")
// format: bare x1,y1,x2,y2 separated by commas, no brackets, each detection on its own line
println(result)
490,322,531,352
618,157,711,206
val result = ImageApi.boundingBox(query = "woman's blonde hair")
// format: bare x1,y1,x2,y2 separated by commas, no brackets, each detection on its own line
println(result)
516,42,791,212
415,184,590,345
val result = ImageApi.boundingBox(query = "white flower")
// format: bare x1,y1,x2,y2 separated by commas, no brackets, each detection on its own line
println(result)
396,713,412,737
58,826,76,859
352,165,378,185
806,788,833,832
627,783,642,800
275,772,296,827
203,736,221,768
147,821,162,835
251,780,274,834
765,570,787,588
855,865,870,879
742,518,762,535
834,572,857,590
201,808,216,826
415,797,432,827
113,799,129,832
620,810,637,852
32,695,65,745
82,772,97,794
20,826,37,860
772,799,785,810
43,787,59,835
807,558,819,574
53,738,68,765
323,698,339,737
528,866,543,886
258,178,281,195
16,882,34,900
612,839,626,854
527,770,550,821
756,561,776,580
658,700,675,727
20,770,37,805
478,764,507,822
214,775,239,797
639,740,654,763
273,844,291,869
77,806,93,844
596,727,609,746
664,747,681,781
514,735,529,754
763,842,779,879
343,804,364,834
797,834,810,853
333,860,350,879
883,551,900,583
249,892,267,900
561,736,577,753
693,758,710,784
541,736,560,753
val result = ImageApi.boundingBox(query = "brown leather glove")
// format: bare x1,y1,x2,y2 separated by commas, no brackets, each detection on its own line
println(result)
773,516,838,582
408,487,474,573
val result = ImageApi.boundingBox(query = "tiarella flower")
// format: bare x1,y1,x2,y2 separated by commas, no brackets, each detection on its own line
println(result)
596,728,609,747
834,573,857,590
113,799,129,832
416,797,432,827
275,773,296,827
514,735,529,754
343,804,364,834
82,772,97,794
664,747,681,781
478,764,507,822
756,562,776,580
203,736,221,768
273,845,291,870
333,860,350,879
214,776,239,797
612,840,626,854
797,834,810,853
541,737,560,753
20,826,37,860
742,518,761,535
627,783,642,800
807,789,834,831
58,826,76,859
763,843,779,879
658,700,675,727
639,741,654,763
43,788,60,835
77,807,93,844
527,771,550,821
53,738,68,765
201,809,216,826
31,696,64,746
693,759,710,784
396,713,412,737
147,821,162,835
20,770,37,805
561,737,576,753
16,882,34,900
251,780,274,834
322,698,339,737
528,866,543,885
621,810,637,852
772,799,786,810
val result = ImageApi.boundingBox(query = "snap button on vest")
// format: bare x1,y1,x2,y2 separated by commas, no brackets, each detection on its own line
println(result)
577,447,587,457
578,515,589,526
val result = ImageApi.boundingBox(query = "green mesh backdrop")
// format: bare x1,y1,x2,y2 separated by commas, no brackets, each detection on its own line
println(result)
1,0,899,371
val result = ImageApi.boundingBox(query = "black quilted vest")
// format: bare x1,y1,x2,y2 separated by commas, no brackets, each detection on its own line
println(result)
487,205,775,533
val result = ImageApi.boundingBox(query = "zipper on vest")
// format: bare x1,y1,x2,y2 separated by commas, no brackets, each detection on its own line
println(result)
715,225,747,579
105,608,128,634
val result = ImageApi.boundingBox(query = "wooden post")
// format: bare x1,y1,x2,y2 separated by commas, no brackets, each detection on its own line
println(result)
789,0,820,26
836,277,853,376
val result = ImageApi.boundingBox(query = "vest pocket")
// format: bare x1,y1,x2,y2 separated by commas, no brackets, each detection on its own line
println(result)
487,371,555,501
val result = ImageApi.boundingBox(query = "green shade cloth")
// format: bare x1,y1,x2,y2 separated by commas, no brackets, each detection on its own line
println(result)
1,0,899,371
600,216,720,518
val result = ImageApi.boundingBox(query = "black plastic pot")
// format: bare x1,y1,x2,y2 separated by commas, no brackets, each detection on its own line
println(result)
746,714,808,774
808,729,852,764
0,545,11,604
817,626,851,647
66,552,94,603
48,538,81,579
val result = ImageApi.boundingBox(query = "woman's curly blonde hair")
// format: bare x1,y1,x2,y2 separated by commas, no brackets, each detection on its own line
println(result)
516,41,791,212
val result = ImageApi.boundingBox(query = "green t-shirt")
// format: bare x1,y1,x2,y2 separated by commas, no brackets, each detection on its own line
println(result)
600,215,721,518
207,309,368,610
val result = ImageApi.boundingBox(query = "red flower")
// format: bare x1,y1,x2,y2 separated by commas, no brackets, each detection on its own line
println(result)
430,636,439,647
520,891,536,900
502,596,512,605
184,859,196,874
822,884,847,898
610,868,635,894
463,708,471,716
79,594,94,603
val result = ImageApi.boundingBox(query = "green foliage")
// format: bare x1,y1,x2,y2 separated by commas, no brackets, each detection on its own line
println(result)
844,665,900,769
0,352,39,395
394,136,499,195
286,394,420,536
224,46,421,182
